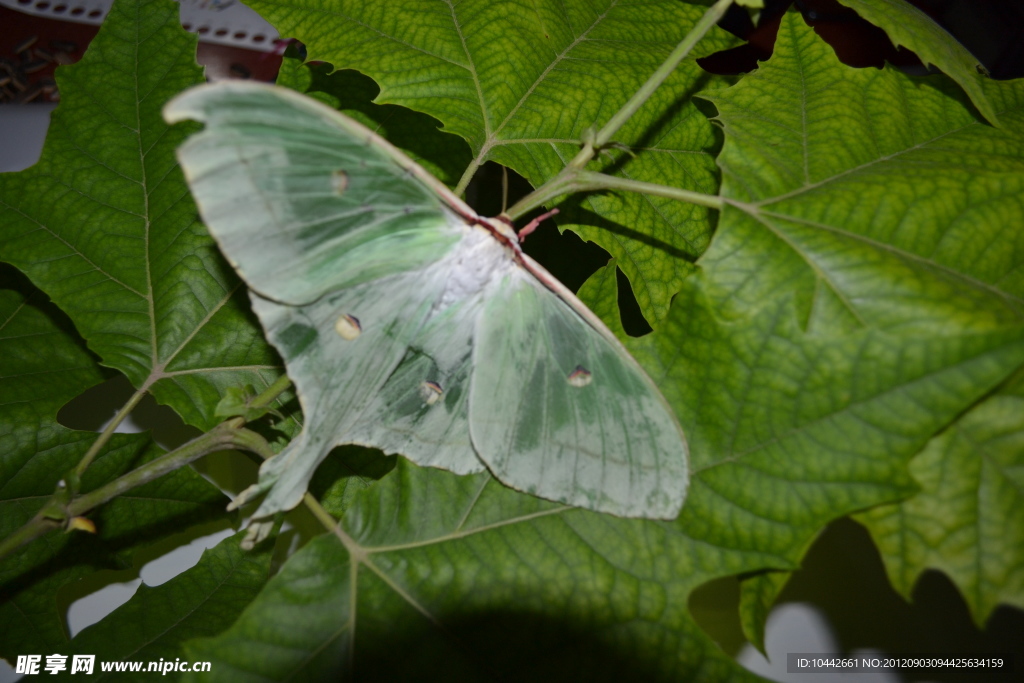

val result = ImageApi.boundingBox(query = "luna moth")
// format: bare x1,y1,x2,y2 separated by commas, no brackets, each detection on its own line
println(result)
164,82,688,536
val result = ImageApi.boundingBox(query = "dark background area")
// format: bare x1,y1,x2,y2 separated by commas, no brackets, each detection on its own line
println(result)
701,0,1024,78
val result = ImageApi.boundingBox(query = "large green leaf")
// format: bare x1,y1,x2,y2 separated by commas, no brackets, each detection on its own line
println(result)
0,0,282,430
854,372,1024,626
185,460,772,682
692,12,1024,636
0,269,228,660
57,530,273,678
836,0,998,125
244,0,740,322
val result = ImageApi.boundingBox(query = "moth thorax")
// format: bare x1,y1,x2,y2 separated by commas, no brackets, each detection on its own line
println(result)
567,365,592,388
437,225,510,308
334,314,362,340
419,380,443,405
331,170,349,195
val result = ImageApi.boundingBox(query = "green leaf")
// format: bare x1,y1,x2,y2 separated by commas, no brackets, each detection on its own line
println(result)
0,0,283,430
854,372,1024,625
684,12,1024,635
185,460,770,682
61,531,273,676
0,268,228,659
836,0,998,126
244,0,740,322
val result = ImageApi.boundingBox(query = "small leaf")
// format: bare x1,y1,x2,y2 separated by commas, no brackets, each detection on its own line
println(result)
213,385,282,423
214,385,257,419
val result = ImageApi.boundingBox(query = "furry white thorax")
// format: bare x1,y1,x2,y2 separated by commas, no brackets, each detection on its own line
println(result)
434,219,515,311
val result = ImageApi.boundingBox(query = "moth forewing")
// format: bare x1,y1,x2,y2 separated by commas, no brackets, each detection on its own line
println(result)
165,82,465,306
170,81,482,228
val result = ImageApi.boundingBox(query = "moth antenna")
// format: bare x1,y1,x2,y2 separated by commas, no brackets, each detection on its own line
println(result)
501,165,509,214
517,208,560,242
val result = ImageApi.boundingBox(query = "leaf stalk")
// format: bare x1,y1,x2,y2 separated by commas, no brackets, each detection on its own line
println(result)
504,0,734,221
0,425,272,560
72,385,148,479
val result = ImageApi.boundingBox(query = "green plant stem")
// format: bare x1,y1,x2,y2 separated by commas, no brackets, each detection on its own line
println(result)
454,155,484,198
504,0,734,222
586,0,734,155
255,373,293,408
72,427,274,514
0,516,61,560
0,423,277,562
72,385,147,478
580,172,723,208
509,171,723,219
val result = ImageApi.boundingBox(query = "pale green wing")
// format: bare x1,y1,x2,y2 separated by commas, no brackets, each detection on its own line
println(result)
469,262,689,518
237,225,485,522
164,82,463,305
340,225,505,474
344,292,482,471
